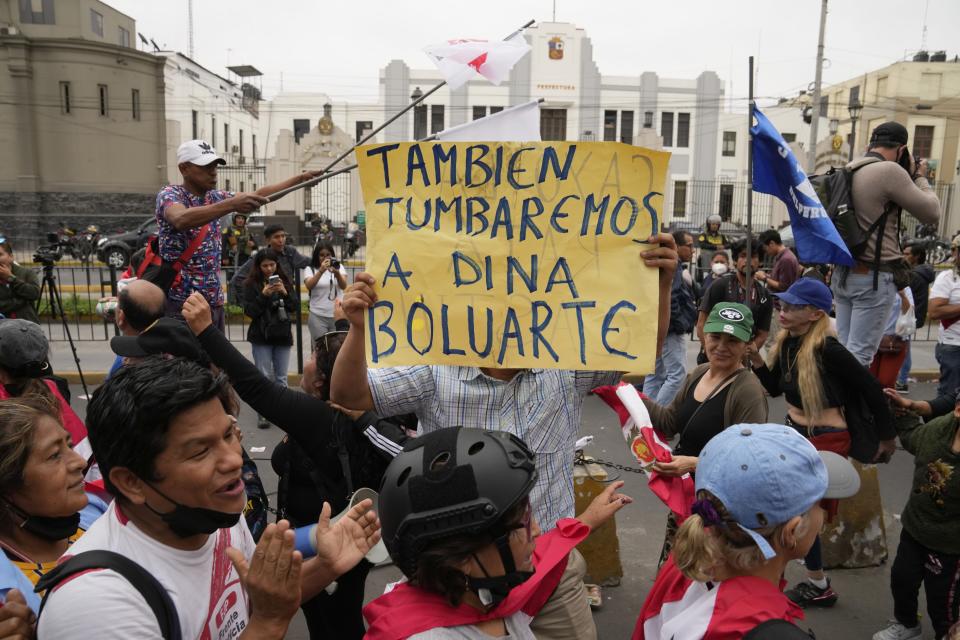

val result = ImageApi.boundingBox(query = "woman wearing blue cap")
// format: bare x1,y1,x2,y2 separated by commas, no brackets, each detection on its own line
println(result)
633,423,860,639
745,278,896,609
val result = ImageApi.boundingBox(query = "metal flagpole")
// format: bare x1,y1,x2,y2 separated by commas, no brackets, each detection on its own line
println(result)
266,18,536,204
745,55,755,295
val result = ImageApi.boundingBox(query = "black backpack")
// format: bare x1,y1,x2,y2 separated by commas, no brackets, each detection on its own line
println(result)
809,157,896,276
35,550,182,640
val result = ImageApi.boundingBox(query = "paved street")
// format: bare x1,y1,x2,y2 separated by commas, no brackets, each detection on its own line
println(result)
58,357,941,639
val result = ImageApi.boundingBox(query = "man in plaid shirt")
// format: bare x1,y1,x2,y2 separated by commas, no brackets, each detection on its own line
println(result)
331,233,678,640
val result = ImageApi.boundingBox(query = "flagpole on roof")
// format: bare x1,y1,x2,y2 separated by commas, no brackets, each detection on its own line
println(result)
745,55,755,294
266,18,536,204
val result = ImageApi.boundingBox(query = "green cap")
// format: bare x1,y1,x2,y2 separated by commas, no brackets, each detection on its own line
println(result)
703,302,754,343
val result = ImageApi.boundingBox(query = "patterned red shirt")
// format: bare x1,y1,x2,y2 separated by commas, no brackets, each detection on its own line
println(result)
155,185,232,305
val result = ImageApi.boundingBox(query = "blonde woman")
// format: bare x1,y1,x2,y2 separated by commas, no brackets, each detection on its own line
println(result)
633,423,860,639
746,278,896,609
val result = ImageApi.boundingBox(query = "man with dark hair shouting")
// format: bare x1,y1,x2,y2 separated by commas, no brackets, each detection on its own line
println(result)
37,357,380,640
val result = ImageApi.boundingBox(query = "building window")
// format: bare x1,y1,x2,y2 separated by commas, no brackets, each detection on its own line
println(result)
19,0,55,24
119,26,130,48
355,121,372,143
239,129,244,159
782,133,797,143
59,81,71,114
876,76,888,99
661,112,674,147
224,123,230,151
721,131,736,157
211,115,217,146
240,181,245,192
191,110,198,138
677,113,690,148
620,110,634,144
719,184,734,220
98,84,108,116
473,106,487,121
252,134,258,162
413,104,427,139
673,181,687,218
431,105,445,135
90,9,103,36
224,179,231,191
132,89,140,121
643,111,653,128
819,95,829,118
913,125,934,160
848,85,860,106
540,109,567,141
293,118,310,143
603,110,617,142
489,106,504,114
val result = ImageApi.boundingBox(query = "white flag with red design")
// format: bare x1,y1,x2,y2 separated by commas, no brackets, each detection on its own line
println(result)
423,34,531,90
592,383,695,521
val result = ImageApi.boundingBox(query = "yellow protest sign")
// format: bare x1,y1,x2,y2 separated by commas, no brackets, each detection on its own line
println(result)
356,141,670,371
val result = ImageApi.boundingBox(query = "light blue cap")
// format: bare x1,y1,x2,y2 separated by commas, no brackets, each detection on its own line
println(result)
696,423,860,560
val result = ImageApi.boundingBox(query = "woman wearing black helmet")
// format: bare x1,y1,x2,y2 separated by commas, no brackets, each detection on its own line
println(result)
365,427,631,640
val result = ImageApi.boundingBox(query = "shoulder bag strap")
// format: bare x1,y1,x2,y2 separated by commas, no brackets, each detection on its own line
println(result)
683,367,746,429
36,550,182,640
172,223,211,273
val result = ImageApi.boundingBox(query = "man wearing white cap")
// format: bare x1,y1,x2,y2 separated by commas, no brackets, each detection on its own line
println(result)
156,139,319,329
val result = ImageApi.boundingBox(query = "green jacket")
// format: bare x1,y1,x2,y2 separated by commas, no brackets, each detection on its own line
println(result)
896,411,960,554
0,263,40,323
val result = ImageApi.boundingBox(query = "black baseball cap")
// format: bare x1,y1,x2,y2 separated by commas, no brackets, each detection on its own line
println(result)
869,122,908,146
110,318,202,361
0,319,51,378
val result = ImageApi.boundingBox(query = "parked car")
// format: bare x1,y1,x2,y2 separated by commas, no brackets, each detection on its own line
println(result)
96,217,157,268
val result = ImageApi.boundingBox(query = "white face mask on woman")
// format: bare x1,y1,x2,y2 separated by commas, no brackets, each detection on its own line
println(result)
711,262,729,276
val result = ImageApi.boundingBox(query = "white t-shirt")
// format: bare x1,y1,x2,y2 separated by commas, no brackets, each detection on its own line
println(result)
930,269,960,346
37,501,255,640
303,265,347,317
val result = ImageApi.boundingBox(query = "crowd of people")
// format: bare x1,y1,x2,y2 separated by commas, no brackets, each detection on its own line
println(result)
0,122,956,640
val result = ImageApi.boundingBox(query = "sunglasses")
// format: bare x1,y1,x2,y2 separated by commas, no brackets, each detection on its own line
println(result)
780,302,814,313
313,330,348,353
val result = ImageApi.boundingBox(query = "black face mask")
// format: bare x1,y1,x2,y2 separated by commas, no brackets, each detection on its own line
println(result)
143,481,241,538
4,499,81,541
465,533,534,609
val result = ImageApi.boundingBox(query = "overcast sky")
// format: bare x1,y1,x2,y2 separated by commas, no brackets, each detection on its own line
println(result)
110,0,958,109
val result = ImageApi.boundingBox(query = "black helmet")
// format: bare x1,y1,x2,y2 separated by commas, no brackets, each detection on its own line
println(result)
379,427,537,577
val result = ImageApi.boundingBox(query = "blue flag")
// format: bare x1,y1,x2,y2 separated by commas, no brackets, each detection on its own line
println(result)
751,106,853,266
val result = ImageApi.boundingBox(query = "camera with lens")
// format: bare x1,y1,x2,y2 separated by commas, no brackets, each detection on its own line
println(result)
33,232,66,265
330,258,341,270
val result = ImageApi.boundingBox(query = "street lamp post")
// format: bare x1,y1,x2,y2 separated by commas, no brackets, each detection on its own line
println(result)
848,101,863,161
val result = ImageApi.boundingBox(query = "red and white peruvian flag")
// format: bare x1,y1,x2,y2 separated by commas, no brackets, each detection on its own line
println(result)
424,33,531,90
592,383,695,521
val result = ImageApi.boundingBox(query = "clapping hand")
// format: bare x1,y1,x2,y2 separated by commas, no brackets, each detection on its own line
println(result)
0,588,36,639
226,521,302,639
313,499,381,578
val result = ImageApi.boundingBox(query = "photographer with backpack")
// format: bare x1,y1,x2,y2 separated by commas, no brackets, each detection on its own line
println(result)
827,122,940,367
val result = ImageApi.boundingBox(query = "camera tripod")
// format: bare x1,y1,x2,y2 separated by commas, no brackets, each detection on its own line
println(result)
36,261,89,399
